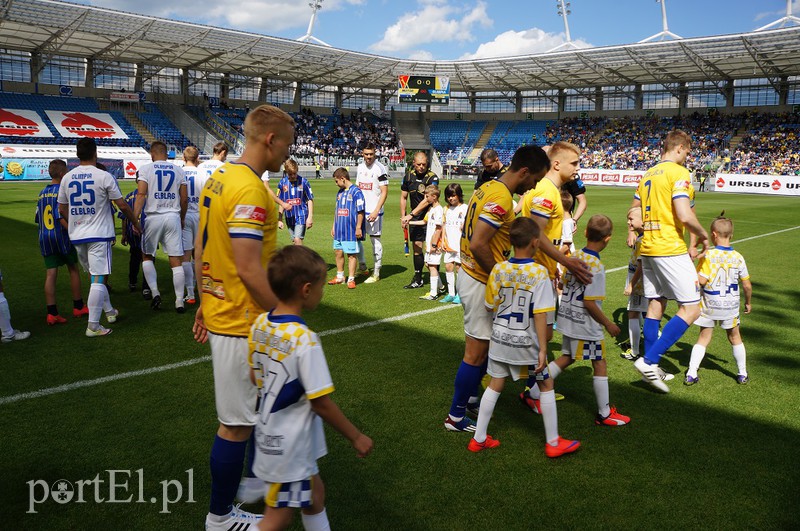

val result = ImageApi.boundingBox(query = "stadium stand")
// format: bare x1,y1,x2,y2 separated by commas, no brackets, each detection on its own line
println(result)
0,93,146,147
136,103,191,152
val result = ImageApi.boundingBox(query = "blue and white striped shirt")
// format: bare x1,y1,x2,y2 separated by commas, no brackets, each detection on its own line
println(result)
333,185,365,242
277,175,314,226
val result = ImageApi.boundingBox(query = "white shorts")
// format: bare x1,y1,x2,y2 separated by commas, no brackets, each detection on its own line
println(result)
487,358,550,382
143,213,184,257
443,251,461,264
424,250,442,265
627,293,649,313
641,254,701,305
561,336,606,361
457,272,492,341
209,333,258,426
182,212,199,251
695,314,740,330
76,241,113,276
365,215,383,236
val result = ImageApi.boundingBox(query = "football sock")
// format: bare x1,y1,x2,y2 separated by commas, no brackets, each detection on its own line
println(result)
688,344,706,378
87,282,104,329
371,236,382,275
182,261,195,298
172,266,185,304
336,271,344,279
628,314,642,355
527,381,541,400
243,429,257,477
643,317,660,357
47,304,58,316
347,276,355,283
302,508,331,531
732,343,747,376
446,271,456,296
208,435,247,516
593,376,610,418
0,293,13,336
413,253,424,279
548,361,562,380
644,315,690,365
540,390,559,446
142,260,160,297
101,283,113,313
473,388,500,444
429,274,438,297
449,361,482,419
73,299,84,310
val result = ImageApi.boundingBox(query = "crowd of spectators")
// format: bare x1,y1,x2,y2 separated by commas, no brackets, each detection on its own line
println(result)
727,113,800,175
289,108,402,160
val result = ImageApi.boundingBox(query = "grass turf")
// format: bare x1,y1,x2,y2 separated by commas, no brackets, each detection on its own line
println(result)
1,179,799,529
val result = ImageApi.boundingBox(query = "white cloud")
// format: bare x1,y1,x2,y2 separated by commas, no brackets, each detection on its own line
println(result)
371,1,491,53
90,0,363,33
407,50,435,61
754,0,800,22
459,28,591,60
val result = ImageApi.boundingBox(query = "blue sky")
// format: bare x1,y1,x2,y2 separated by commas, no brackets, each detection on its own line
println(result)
84,0,799,60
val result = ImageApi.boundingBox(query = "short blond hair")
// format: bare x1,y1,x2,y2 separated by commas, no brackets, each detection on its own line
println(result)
424,184,440,199
183,146,199,163
283,159,299,174
664,130,692,153
244,105,295,141
548,141,580,161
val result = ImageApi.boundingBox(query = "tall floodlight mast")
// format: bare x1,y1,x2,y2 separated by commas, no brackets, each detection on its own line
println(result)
549,1,581,52
297,0,330,46
756,0,800,30
640,0,682,42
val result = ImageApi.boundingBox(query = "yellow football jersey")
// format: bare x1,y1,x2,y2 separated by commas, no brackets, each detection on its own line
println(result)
198,162,277,337
635,161,695,257
696,246,750,320
520,177,563,279
460,180,515,284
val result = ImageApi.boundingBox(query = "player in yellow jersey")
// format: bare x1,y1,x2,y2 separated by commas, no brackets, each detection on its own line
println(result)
444,145,551,432
192,105,295,531
629,130,708,393
518,142,594,411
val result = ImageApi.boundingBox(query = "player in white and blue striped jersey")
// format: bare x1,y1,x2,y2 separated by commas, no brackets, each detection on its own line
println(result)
276,159,314,246
328,168,365,288
35,159,86,325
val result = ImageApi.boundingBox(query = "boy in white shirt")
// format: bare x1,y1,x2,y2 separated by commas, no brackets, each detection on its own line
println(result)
686,215,753,385
249,246,373,530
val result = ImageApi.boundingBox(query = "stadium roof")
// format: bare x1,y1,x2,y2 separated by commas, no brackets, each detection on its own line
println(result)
2,0,800,93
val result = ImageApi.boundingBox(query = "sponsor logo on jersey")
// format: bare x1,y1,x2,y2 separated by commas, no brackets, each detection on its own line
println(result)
677,180,691,189
337,208,350,217
283,185,289,192
358,182,373,191
483,202,507,216
250,207,267,222
287,198,302,206
233,205,255,219
532,197,554,210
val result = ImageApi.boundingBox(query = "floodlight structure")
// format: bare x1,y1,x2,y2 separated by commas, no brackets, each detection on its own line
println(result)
640,0,682,42
297,0,330,46
549,0,581,52
756,0,800,31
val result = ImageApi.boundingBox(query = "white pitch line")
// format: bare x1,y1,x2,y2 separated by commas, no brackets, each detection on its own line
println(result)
0,305,458,406
605,225,800,273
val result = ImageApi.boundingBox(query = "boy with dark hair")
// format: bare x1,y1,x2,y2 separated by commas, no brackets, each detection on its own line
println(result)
328,168,365,289
553,214,631,426
249,246,373,530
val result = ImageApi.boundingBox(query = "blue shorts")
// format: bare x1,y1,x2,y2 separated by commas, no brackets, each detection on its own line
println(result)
286,221,307,240
333,239,360,254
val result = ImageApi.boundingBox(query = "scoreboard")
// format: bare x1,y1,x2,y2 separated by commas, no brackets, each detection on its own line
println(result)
398,75,450,105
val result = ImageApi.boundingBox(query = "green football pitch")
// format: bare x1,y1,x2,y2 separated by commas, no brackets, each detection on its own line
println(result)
1,179,799,530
